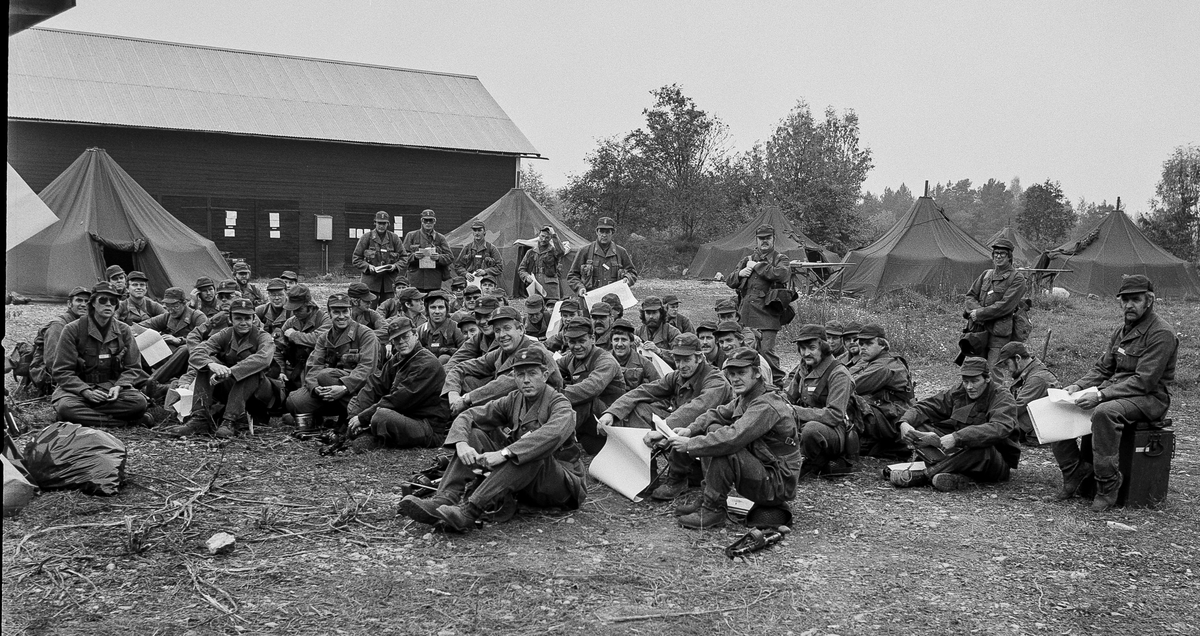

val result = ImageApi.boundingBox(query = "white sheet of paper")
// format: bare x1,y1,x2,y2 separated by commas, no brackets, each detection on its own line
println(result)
1028,392,1095,444
585,280,638,311
1047,387,1099,404
887,461,927,472
135,328,172,366
224,228,235,238
652,414,677,439
726,496,754,515
643,350,673,378
588,426,654,502
170,379,196,418
526,275,546,298
546,300,566,339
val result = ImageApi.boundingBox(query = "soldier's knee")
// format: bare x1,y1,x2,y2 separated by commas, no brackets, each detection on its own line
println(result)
285,389,312,413
315,369,344,386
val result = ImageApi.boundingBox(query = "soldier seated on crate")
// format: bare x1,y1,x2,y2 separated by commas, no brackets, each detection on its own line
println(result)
849,323,915,460
889,357,1020,493
398,347,587,533
643,347,801,530
995,341,1058,446
417,290,464,364
273,285,330,394
608,318,661,390
554,317,626,455
345,317,451,450
284,293,380,435
50,282,151,427
160,299,278,438
784,324,860,478
1055,275,1178,512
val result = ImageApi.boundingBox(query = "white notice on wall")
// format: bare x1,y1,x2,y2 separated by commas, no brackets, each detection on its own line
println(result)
348,228,356,239
225,210,237,225
270,230,281,239
269,212,280,228
224,228,235,238
394,216,403,232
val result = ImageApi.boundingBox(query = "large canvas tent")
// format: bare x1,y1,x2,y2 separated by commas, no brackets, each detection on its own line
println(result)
446,188,589,295
985,226,1041,267
842,196,992,297
1045,209,1200,298
688,206,839,279
6,148,231,301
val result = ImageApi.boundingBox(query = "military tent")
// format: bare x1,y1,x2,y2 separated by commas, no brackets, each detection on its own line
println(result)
6,148,231,301
1045,209,1200,299
985,226,1041,267
446,188,589,296
6,163,59,252
842,196,992,297
687,206,839,279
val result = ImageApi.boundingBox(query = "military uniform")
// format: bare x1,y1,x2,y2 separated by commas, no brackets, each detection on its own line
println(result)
118,296,164,324
613,347,662,389
524,310,553,340
667,313,695,335
285,317,380,423
192,295,221,318
402,214,453,292
51,312,149,426
567,222,637,296
726,239,790,386
274,307,331,392
519,238,567,300
185,313,278,432
352,225,406,306
1008,358,1057,442
454,238,504,282
635,322,682,367
140,304,210,385
965,264,1030,367
605,356,730,431
556,336,626,455
851,351,914,459
348,338,450,448
443,336,564,409
787,354,858,474
417,318,465,363
234,280,264,306
30,306,85,392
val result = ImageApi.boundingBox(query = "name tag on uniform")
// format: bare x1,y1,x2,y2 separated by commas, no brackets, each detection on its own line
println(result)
806,385,816,392
603,263,610,270
501,426,513,438
1117,347,1126,355
99,354,111,360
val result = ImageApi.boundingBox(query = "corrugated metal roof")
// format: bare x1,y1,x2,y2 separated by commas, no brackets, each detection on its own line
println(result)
8,28,541,156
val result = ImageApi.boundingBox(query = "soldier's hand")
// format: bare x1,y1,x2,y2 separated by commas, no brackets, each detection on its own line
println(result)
208,363,232,382
915,431,942,447
643,430,665,448
82,388,107,403
739,266,754,278
596,413,615,435
577,287,588,298
479,451,508,468
347,416,365,437
640,341,660,354
164,335,182,346
939,433,957,451
106,386,121,401
321,385,348,401
672,427,691,438
666,436,690,453
1074,392,1101,410
455,442,480,466
1063,385,1080,395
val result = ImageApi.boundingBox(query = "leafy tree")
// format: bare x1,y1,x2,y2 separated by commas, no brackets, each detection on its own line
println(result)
519,164,561,217
976,178,1018,240
1139,144,1200,262
1019,179,1076,245
763,101,873,253
1073,197,1117,240
853,184,914,244
560,135,650,233
931,179,979,236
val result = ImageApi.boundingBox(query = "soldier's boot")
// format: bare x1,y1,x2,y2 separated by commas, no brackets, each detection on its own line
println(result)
1091,455,1122,513
1054,462,1094,501
678,497,728,530
399,494,455,525
650,476,690,501
673,492,703,517
158,412,214,437
214,419,238,439
931,472,974,492
434,502,483,533
888,467,930,489
141,379,170,404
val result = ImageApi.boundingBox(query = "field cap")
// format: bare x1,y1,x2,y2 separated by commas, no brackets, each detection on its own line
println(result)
559,299,580,313
479,274,496,285
284,284,313,310
715,320,743,336
1117,274,1153,297
90,282,120,299
161,287,186,303
488,306,522,325
475,296,500,316
792,324,827,343
824,321,845,337
451,276,467,289
424,290,450,305
387,316,415,339
453,311,478,327
471,221,485,230
374,211,390,222
233,261,251,273
589,301,612,316
525,295,546,311
562,316,593,338
229,299,256,315
641,296,664,312
610,318,636,334
755,224,776,238
326,293,352,309
105,265,125,279
421,209,437,220
601,293,622,311
127,270,149,282
596,216,615,229
996,341,1030,364
464,284,481,296
960,357,989,377
68,286,93,299
991,239,1015,253
662,294,680,306
266,278,287,291
858,323,887,340
396,287,426,302
347,282,377,302
841,321,863,337
510,347,549,370
670,333,702,356
217,279,240,294
714,298,738,313
722,347,759,369
695,320,718,334
280,271,298,282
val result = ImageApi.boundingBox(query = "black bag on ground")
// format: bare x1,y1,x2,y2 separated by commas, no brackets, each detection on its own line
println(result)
765,287,798,326
23,421,127,496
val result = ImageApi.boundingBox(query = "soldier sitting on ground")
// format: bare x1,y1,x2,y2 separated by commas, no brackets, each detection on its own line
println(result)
715,297,759,351
555,317,626,455
51,282,150,427
445,296,500,371
117,271,164,324
890,357,1021,492
160,299,279,438
695,320,722,369
137,287,209,393
825,321,847,359
280,271,299,290
714,320,773,382
345,317,451,450
543,299,582,353
849,324,915,460
522,295,553,340
274,285,331,394
255,279,292,335
609,318,660,389
232,261,264,305
663,294,695,334
602,293,625,321
635,296,682,368
453,310,480,341
995,341,1058,446
784,324,859,478
27,286,92,395
590,302,614,351
644,347,801,529
399,347,587,533
837,321,863,367
347,282,387,342
190,277,221,318
285,293,380,436
104,265,129,297
417,290,463,364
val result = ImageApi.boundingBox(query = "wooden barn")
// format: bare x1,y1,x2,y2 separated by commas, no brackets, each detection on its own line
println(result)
7,28,541,276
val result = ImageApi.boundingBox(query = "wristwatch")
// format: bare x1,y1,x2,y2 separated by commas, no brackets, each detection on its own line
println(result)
500,448,513,460
1096,390,1104,402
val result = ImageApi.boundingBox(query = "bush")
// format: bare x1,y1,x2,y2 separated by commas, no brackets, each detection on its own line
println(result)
624,234,701,279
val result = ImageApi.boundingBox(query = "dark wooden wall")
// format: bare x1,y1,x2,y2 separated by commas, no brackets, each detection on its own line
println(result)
7,121,518,275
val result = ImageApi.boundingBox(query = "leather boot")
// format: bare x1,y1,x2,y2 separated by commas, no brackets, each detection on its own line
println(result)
158,412,213,437
678,499,728,529
1091,455,1122,512
399,494,454,524
1054,462,1093,501
650,476,690,501
434,502,482,532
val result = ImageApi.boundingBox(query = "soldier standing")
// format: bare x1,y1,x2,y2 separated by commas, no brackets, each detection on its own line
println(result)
965,238,1030,367
519,226,567,300
352,211,405,308
726,225,791,387
567,216,636,300
454,221,504,284
403,209,453,293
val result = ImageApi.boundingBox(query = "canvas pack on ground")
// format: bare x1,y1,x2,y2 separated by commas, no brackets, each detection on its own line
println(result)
23,421,128,496
1117,420,1174,508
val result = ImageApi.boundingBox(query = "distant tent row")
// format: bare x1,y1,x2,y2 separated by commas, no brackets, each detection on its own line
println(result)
687,206,838,279
6,148,232,302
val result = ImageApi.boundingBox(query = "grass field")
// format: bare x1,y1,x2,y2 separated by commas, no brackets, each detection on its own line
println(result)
3,279,1197,636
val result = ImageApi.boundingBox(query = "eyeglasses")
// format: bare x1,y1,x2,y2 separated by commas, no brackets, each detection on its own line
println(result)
422,219,436,224
94,296,117,306
163,302,182,309
217,293,236,299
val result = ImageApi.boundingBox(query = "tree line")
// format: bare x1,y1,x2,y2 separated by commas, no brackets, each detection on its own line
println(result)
527,85,1199,264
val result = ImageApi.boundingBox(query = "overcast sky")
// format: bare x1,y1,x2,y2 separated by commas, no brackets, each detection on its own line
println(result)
38,0,1200,214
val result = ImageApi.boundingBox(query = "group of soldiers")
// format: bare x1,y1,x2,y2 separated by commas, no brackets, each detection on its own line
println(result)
29,214,1179,533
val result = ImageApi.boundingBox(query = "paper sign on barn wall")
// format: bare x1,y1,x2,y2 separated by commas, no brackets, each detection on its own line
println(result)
269,213,280,228
270,230,281,239
224,229,235,237
225,210,237,225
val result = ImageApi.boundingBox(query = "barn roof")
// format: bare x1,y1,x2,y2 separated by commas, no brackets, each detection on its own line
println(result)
8,28,541,157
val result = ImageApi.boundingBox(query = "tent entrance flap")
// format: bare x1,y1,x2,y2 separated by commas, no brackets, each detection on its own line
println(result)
101,246,136,275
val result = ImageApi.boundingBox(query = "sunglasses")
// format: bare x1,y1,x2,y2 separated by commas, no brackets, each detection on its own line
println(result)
94,296,117,306
422,219,436,224
163,301,183,309
217,293,236,299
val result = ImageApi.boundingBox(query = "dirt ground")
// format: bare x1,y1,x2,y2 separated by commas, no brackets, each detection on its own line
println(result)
3,279,1197,636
